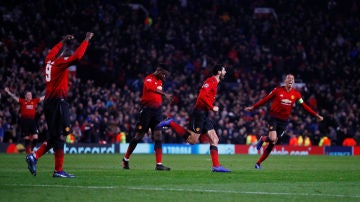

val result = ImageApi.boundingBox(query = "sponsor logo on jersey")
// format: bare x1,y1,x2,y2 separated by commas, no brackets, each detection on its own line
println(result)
25,105,34,109
280,99,292,105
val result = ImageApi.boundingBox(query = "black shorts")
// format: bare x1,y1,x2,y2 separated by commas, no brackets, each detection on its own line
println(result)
44,99,71,139
267,116,288,138
20,118,39,137
188,110,214,134
136,107,162,133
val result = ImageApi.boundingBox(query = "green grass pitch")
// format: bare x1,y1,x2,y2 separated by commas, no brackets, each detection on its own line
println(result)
1,153,360,202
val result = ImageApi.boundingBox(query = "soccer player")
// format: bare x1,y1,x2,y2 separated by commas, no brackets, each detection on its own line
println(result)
26,32,94,177
244,74,323,169
4,87,44,154
157,64,231,172
122,64,173,171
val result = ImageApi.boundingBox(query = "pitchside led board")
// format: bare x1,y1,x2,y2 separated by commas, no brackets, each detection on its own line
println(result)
1,143,359,155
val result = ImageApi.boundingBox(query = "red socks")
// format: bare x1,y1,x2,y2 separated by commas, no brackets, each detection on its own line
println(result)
210,145,220,167
257,143,274,165
54,149,64,172
169,121,187,136
261,136,269,142
155,148,162,164
33,142,65,172
34,142,50,159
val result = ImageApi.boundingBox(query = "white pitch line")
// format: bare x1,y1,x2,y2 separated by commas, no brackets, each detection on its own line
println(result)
5,184,360,199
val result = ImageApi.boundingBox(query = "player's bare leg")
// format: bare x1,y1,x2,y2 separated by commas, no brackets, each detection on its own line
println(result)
185,130,200,144
255,131,277,169
153,130,170,171
207,130,231,172
122,133,145,169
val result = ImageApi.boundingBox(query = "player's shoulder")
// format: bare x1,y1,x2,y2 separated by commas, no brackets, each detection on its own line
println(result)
207,76,218,84
145,74,153,79
289,88,302,97
144,74,158,83
202,77,215,87
272,86,283,93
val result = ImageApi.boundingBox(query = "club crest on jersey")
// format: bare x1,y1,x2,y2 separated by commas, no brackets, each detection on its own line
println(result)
291,95,295,100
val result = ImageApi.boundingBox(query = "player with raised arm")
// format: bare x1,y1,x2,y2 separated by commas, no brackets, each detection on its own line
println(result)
4,87,44,154
26,32,94,177
244,74,323,169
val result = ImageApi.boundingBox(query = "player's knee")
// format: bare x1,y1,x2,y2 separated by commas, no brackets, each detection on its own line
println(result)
269,133,277,143
208,132,219,145
211,136,219,145
269,138,277,144
185,131,200,144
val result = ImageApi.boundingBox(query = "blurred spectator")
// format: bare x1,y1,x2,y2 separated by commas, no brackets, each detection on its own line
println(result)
319,136,331,146
342,137,357,147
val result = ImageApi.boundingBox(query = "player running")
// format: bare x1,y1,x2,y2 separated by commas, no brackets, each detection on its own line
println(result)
157,64,231,172
244,74,323,169
122,64,173,171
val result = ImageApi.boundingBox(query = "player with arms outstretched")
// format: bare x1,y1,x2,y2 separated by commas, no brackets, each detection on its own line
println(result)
245,74,323,169
4,87,44,154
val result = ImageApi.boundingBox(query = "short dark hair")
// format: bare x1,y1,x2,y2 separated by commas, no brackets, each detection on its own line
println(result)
212,64,225,75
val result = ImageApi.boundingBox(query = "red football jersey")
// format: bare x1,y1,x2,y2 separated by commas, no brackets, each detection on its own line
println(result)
194,76,218,111
253,86,317,120
44,40,89,99
19,98,41,119
141,74,163,108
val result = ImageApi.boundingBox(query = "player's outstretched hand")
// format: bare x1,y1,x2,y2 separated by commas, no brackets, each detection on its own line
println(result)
213,106,219,112
85,32,94,41
316,114,324,122
244,106,254,112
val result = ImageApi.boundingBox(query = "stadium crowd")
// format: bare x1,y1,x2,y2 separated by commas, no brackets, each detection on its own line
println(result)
0,0,359,146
